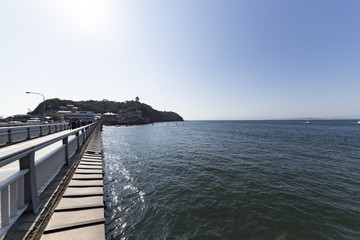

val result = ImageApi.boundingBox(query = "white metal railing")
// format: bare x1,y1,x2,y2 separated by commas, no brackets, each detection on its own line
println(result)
35,145,66,194
0,123,70,147
0,122,98,238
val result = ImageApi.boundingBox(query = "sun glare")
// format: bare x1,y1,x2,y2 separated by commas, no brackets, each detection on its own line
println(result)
50,0,118,39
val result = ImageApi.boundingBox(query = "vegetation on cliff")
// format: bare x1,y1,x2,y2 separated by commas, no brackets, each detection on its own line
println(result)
30,98,184,122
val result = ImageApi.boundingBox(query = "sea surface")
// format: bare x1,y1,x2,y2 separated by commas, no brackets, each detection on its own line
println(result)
102,120,360,240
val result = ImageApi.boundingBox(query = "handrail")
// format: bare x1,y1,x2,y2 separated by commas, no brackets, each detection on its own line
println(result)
0,123,66,131
35,145,66,167
0,122,70,147
0,169,29,191
0,123,95,167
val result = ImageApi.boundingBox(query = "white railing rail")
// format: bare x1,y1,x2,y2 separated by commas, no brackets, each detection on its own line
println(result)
0,122,98,238
0,123,70,147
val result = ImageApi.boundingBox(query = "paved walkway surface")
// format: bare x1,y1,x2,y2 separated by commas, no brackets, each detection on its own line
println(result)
41,127,104,240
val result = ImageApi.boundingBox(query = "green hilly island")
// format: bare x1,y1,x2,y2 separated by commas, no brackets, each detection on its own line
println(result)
30,98,184,123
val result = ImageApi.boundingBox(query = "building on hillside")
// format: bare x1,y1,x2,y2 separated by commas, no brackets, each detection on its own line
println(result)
57,111,72,116
58,111,95,122
59,104,78,113
117,109,150,124
118,109,142,122
102,112,117,125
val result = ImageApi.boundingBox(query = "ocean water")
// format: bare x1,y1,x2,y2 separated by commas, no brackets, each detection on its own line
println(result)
102,120,360,240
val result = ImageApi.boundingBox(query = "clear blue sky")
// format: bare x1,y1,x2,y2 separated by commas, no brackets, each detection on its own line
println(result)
1,0,360,120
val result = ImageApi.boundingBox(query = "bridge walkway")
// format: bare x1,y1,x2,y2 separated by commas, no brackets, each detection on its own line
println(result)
41,126,105,240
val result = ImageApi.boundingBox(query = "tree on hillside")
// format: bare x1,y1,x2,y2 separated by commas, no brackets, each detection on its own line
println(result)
49,113,61,122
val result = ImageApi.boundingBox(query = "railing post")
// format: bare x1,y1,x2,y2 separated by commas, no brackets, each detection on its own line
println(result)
48,125,51,134
8,129,13,144
1,186,9,227
18,176,25,209
39,126,43,137
27,127,31,140
55,124,58,132
76,132,80,150
82,129,85,143
10,181,17,217
19,151,40,213
63,136,69,166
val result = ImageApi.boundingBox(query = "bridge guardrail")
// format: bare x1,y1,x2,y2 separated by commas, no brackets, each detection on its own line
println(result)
0,122,98,238
0,123,70,147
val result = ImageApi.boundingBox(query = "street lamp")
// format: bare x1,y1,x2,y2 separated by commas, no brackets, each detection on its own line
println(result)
26,91,46,123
